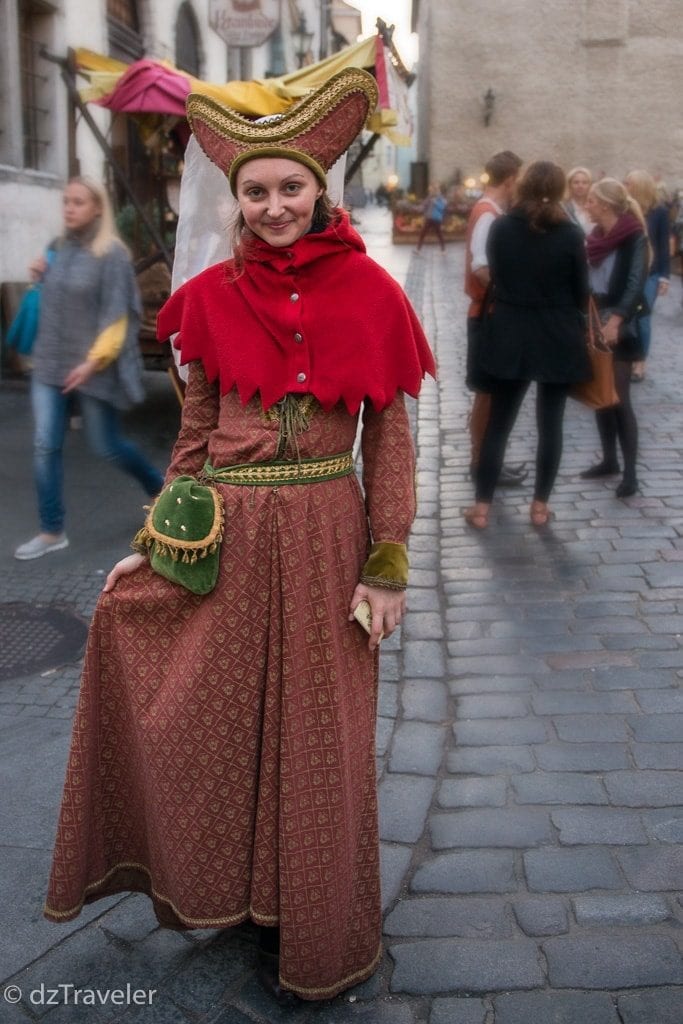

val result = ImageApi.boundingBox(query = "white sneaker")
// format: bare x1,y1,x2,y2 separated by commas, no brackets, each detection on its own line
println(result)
14,534,69,560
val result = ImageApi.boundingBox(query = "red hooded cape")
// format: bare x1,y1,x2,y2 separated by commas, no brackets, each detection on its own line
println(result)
157,212,435,414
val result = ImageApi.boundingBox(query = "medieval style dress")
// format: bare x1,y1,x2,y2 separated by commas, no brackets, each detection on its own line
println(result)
44,213,434,1000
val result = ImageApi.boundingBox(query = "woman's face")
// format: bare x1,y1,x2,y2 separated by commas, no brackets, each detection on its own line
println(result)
569,172,591,202
235,158,323,248
586,190,611,227
63,182,101,232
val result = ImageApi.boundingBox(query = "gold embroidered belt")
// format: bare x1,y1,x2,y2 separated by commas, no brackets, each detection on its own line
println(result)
202,451,354,487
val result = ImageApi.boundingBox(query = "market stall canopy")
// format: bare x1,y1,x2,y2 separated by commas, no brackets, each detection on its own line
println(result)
75,31,412,143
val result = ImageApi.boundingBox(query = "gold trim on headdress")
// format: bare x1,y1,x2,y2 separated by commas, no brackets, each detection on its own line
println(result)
186,67,379,194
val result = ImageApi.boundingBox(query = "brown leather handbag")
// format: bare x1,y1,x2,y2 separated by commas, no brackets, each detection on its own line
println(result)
570,297,619,410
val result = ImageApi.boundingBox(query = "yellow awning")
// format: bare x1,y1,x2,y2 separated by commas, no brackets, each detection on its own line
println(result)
75,35,410,139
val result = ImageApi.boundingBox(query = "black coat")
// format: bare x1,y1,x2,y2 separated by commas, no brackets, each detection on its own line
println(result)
592,232,649,362
478,209,591,384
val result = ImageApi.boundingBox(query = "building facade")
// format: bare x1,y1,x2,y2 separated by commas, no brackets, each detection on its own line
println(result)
0,0,361,283
412,0,683,189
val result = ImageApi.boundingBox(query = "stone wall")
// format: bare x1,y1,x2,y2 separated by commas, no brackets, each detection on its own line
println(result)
415,0,683,188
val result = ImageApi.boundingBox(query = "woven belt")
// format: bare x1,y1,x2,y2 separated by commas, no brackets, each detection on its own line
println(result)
202,451,354,487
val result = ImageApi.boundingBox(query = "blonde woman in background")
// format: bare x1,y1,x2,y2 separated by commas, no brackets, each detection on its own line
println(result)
564,166,593,234
581,178,650,497
14,177,163,560
624,169,671,381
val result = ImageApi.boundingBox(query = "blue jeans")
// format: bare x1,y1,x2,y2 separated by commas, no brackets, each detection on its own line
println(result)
31,380,164,533
637,273,660,359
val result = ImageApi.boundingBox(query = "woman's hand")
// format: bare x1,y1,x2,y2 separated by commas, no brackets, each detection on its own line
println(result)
349,583,407,651
658,279,670,297
28,256,47,283
63,358,99,394
602,314,623,347
103,553,147,592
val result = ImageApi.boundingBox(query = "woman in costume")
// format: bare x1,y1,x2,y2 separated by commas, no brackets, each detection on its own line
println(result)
563,166,593,234
14,177,163,560
580,178,649,497
464,161,590,529
624,169,670,381
44,69,435,1004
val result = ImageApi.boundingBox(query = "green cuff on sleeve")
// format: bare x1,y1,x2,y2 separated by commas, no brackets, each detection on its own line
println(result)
360,541,409,591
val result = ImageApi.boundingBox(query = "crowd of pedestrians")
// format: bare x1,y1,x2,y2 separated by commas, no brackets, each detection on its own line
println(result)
463,152,672,527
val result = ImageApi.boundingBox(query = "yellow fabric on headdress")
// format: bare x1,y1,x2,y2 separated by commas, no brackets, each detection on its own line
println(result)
190,80,290,117
259,37,378,100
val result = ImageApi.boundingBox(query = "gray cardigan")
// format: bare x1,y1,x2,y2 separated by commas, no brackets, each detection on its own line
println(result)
33,233,144,410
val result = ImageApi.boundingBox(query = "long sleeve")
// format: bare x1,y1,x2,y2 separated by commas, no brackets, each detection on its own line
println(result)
87,315,127,367
613,235,649,320
359,392,416,589
648,206,670,279
164,360,220,485
570,231,590,311
96,245,138,336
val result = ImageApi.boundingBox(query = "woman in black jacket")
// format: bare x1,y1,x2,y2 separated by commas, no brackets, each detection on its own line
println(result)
580,178,649,497
465,161,590,528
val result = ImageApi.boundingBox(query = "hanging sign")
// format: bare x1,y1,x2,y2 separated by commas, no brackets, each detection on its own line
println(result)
209,0,281,48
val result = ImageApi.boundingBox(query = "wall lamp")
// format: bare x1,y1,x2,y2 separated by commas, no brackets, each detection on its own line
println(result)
483,88,496,127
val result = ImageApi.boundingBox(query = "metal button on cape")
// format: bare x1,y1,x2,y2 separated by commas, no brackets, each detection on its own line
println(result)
296,372,306,383
290,292,299,302
294,332,303,343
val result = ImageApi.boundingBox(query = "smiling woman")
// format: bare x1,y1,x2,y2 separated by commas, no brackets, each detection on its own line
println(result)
235,158,324,248
44,68,435,1008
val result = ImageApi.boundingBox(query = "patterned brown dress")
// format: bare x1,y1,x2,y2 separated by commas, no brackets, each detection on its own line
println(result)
44,361,417,1000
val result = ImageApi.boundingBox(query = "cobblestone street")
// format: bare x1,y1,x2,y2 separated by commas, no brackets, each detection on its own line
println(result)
1,207,682,1023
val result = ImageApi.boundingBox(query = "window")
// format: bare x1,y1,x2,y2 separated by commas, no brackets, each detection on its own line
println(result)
107,0,143,61
175,2,202,77
107,0,139,30
18,0,54,171
266,24,286,77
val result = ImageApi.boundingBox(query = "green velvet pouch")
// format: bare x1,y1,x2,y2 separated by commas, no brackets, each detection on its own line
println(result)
360,541,409,591
133,476,225,595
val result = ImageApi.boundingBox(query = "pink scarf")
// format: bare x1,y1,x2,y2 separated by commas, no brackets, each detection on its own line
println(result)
586,212,643,267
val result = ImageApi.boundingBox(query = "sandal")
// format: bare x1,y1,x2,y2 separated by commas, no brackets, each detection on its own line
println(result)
529,501,552,526
463,504,490,530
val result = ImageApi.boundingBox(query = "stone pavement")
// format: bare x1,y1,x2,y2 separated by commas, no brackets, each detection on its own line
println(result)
1,206,682,1023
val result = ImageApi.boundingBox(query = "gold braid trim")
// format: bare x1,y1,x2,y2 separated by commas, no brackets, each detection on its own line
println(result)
203,451,354,486
133,485,225,563
44,859,276,928
359,574,407,592
262,394,318,459
187,68,378,148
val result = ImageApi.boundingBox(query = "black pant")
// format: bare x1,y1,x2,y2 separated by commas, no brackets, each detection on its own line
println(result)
594,360,638,483
416,218,445,250
476,380,570,503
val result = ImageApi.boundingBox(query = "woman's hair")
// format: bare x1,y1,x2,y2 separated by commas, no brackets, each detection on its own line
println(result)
624,169,658,215
516,161,568,232
65,176,123,258
590,177,652,265
229,191,336,276
566,166,592,196
590,177,648,231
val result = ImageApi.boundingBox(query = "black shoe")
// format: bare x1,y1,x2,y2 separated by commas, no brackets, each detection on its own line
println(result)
580,460,620,479
616,478,638,498
256,950,300,1007
498,463,528,487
